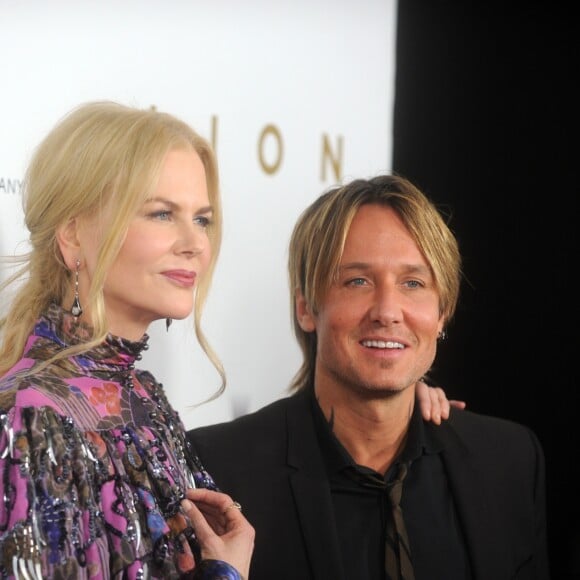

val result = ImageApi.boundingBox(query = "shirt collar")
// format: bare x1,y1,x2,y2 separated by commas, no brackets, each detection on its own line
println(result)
309,389,443,478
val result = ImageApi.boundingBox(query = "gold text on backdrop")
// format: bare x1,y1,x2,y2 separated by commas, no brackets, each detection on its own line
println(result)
209,115,343,182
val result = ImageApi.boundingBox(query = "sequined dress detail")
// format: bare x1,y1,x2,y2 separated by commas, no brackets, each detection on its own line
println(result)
0,304,238,579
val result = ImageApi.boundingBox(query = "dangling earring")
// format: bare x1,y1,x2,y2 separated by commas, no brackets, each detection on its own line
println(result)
70,259,83,318
437,329,447,341
166,317,173,332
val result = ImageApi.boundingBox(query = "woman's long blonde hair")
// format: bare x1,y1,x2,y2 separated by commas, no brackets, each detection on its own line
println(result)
0,101,225,394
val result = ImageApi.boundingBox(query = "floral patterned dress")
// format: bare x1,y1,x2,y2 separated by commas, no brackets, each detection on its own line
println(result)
0,304,240,579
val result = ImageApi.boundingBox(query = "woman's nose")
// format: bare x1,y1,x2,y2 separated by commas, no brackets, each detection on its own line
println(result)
175,222,206,256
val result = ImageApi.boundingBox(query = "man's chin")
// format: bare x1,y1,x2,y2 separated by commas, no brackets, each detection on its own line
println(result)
353,383,404,401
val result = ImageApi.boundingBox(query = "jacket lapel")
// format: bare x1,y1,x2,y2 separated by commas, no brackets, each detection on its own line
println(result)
286,391,345,580
431,422,510,579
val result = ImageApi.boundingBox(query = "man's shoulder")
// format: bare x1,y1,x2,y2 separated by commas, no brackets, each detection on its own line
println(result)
448,407,534,432
445,407,543,455
188,391,313,478
188,390,306,440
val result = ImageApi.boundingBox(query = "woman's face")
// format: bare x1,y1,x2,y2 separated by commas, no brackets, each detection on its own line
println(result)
77,147,213,340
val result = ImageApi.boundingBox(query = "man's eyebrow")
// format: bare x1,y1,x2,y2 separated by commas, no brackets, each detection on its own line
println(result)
339,262,371,271
339,262,432,275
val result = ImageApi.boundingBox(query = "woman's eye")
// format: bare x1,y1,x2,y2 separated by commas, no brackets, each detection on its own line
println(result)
194,215,211,228
405,279,423,289
151,210,171,220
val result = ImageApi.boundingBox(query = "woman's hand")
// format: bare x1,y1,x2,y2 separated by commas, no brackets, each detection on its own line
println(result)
183,487,255,579
416,380,466,425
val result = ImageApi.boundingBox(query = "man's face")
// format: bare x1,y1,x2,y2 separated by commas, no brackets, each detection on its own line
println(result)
298,204,444,400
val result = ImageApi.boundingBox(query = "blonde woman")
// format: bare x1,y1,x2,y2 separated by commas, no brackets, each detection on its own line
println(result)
0,102,253,579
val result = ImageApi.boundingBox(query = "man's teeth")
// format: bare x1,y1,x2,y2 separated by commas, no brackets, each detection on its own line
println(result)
362,340,404,349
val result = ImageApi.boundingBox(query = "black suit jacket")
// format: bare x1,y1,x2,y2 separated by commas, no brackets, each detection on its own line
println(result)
188,389,550,580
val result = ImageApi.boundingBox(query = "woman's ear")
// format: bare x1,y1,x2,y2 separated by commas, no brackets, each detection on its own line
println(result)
295,290,316,332
56,218,81,270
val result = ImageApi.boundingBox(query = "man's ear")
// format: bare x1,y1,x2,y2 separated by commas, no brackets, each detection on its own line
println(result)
295,290,316,332
56,218,81,270
437,315,446,337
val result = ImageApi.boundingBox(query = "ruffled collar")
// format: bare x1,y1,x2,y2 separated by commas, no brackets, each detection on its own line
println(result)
32,303,150,372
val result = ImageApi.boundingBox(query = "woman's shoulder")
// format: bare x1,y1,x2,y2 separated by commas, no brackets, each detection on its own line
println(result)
0,361,69,416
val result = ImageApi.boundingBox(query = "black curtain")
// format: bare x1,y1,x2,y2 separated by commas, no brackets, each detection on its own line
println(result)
393,2,578,576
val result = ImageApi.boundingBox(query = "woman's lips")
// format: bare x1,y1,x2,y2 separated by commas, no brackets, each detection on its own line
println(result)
162,270,196,288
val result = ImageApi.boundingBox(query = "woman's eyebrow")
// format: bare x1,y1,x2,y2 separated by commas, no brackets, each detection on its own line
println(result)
144,197,213,214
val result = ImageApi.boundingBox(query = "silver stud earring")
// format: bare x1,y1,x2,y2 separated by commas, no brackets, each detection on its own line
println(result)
438,330,447,341
166,317,172,332
70,259,83,318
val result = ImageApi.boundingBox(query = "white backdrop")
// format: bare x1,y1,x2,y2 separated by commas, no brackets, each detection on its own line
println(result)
0,0,397,429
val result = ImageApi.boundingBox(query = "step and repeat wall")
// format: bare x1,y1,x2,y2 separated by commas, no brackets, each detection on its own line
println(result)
0,0,397,428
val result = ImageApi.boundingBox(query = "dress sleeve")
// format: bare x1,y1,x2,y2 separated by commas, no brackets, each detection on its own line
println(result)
0,405,109,578
192,559,243,579
0,402,235,579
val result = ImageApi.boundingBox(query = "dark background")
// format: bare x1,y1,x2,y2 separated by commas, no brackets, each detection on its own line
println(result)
392,2,578,577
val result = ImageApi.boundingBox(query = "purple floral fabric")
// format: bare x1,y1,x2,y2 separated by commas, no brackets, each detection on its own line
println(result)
0,304,238,579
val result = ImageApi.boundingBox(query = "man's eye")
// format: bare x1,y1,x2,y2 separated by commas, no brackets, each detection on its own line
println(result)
348,278,367,286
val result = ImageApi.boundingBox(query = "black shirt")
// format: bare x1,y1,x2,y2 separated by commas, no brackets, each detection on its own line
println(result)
310,393,472,580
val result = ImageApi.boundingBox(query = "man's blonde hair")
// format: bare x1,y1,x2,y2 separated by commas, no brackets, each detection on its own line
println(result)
288,173,461,392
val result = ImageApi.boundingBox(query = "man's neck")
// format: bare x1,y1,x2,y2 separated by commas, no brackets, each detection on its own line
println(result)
314,385,415,475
